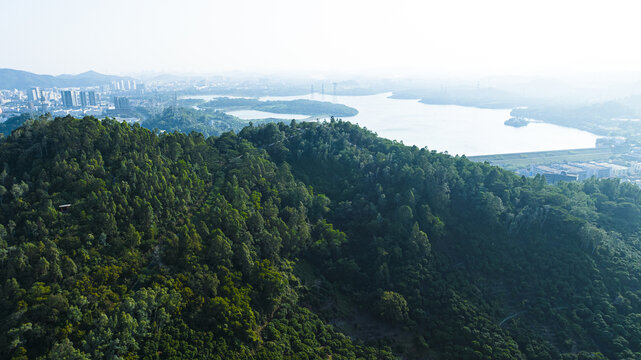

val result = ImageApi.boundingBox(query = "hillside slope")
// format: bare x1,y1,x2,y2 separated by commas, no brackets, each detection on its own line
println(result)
0,68,132,89
1,117,641,359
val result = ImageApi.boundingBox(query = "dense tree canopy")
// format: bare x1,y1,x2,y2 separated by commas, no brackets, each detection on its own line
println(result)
198,97,358,117
1,116,641,359
141,106,247,137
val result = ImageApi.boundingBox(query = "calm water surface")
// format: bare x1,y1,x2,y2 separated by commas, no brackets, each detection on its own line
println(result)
261,93,599,156
185,93,599,156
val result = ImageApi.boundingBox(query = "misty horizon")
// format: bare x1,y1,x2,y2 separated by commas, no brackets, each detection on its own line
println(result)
4,0,641,79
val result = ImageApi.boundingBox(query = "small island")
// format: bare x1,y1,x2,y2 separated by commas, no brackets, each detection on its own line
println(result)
198,97,359,117
504,117,529,127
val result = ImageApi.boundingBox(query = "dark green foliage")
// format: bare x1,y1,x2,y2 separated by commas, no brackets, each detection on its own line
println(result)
377,291,409,322
0,113,47,135
141,106,247,136
0,116,385,359
4,115,641,359
240,119,641,359
199,97,359,117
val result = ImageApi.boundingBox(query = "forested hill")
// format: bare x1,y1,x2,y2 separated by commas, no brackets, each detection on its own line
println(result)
2,117,641,359
197,97,359,117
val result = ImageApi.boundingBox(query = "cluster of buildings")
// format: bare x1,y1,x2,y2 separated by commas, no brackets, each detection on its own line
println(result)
60,90,100,108
0,87,107,118
110,79,142,91
2,87,59,114
0,82,148,122
517,161,638,184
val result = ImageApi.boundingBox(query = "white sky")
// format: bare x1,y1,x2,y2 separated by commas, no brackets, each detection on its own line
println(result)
2,0,641,77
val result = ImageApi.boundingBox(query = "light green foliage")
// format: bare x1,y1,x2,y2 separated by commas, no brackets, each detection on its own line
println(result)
377,291,409,322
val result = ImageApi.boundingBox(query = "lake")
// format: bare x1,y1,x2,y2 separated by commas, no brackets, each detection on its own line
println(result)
186,92,600,156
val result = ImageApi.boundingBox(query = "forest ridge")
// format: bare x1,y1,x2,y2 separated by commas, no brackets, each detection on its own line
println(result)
1,116,641,359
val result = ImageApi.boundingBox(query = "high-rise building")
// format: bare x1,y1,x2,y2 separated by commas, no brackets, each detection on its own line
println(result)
113,96,129,109
87,91,98,106
61,90,78,108
27,87,41,102
79,91,88,107
79,91,99,106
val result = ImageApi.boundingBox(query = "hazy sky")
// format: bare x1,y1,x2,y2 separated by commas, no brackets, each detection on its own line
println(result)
2,0,641,77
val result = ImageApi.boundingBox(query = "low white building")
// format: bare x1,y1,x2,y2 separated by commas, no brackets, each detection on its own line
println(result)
594,162,629,177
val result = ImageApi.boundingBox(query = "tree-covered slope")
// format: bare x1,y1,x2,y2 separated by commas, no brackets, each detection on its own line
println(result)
0,116,391,359
198,97,359,117
0,114,37,136
240,120,641,359
3,116,641,359
139,106,248,137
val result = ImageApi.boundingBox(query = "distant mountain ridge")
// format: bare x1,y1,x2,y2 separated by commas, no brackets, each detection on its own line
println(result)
0,68,134,89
